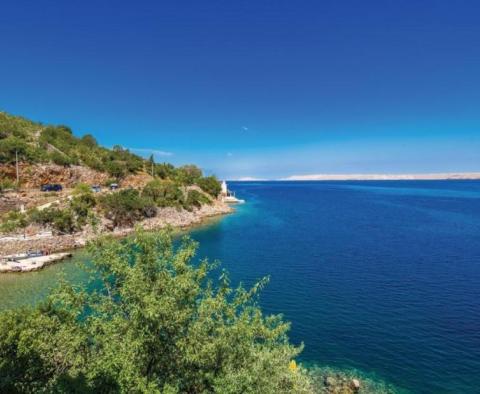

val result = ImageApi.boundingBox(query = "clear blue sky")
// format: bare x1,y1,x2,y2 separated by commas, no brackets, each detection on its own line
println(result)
1,0,479,179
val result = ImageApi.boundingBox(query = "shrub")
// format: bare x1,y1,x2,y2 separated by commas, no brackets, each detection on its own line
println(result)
0,178,15,193
154,162,176,179
0,136,41,164
105,160,127,180
183,189,211,211
99,189,153,227
175,164,203,185
197,176,222,197
0,229,314,393
70,193,97,226
80,134,97,147
49,151,74,166
142,179,184,208
72,183,92,196
29,207,57,226
0,211,29,234
29,206,77,234
51,208,77,234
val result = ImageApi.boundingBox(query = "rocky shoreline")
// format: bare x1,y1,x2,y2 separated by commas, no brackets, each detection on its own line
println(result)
0,200,233,268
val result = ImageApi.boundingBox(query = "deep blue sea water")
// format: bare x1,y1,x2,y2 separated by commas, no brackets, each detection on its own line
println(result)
188,181,480,394
1,180,479,393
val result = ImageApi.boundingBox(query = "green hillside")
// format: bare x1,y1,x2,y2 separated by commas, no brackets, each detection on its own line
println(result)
0,111,218,188
0,111,144,177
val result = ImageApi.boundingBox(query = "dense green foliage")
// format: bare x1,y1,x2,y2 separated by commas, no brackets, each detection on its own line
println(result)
154,163,176,179
0,112,40,140
197,176,222,197
0,112,143,177
99,189,157,228
0,135,47,164
29,207,78,234
70,193,97,227
184,190,212,211
0,229,313,393
175,164,203,185
0,112,223,199
0,178,15,193
0,210,29,234
142,179,184,208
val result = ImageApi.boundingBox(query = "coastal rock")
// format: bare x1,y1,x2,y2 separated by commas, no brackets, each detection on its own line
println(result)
324,376,337,387
0,163,109,189
351,378,361,391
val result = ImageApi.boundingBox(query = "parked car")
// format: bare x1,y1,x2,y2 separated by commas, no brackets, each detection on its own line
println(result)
109,183,119,190
40,184,63,192
91,185,102,193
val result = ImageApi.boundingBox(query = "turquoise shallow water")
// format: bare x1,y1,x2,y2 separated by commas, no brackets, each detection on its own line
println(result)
1,180,479,393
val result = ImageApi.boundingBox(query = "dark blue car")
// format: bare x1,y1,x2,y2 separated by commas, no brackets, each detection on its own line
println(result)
40,184,63,192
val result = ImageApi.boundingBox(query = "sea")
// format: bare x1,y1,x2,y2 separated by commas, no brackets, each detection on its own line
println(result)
1,180,479,393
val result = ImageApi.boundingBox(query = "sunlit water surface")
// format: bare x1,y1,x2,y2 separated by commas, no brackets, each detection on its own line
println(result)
1,181,479,393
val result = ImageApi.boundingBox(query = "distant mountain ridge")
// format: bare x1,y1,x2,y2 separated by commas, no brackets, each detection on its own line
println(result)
280,173,480,181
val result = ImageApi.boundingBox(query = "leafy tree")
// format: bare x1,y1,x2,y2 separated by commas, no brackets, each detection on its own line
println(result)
0,136,43,164
51,208,77,234
175,165,203,185
147,154,155,175
197,176,222,197
70,193,97,226
155,163,176,179
0,229,313,393
29,206,77,234
184,190,211,211
81,134,98,148
49,151,74,166
99,189,156,227
105,161,127,180
142,179,184,208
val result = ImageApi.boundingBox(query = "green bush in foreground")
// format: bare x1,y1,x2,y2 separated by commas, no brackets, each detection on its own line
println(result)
0,229,313,393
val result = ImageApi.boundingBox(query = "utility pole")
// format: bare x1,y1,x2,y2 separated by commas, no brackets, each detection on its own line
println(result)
15,149,19,189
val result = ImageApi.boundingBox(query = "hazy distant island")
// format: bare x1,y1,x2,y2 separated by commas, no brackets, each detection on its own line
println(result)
279,173,480,181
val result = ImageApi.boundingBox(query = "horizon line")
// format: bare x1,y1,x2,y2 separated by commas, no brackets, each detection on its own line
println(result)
228,172,480,182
